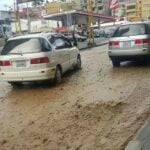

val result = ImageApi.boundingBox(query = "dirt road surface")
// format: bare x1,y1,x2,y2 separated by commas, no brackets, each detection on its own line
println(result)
0,45,150,150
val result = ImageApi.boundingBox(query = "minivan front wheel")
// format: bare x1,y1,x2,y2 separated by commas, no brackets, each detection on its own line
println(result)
112,59,120,67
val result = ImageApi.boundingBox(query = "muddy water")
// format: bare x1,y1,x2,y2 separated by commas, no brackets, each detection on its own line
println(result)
0,45,150,150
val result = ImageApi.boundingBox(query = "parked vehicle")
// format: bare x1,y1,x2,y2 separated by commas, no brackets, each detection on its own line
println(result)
0,33,81,86
108,22,150,67
86,26,100,38
64,33,87,42
93,29,101,37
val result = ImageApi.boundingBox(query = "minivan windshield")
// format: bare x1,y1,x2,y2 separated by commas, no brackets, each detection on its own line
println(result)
112,24,148,37
1,38,42,55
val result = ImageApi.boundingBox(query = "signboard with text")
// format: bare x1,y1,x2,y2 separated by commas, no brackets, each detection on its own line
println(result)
109,0,119,10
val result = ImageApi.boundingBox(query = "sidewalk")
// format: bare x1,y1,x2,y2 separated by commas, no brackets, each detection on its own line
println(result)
78,37,109,50
126,118,150,150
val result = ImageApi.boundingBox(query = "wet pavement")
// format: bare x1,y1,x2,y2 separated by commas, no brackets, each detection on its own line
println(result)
0,45,150,150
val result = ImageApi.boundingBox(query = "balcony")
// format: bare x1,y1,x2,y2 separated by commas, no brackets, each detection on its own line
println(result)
126,9,136,13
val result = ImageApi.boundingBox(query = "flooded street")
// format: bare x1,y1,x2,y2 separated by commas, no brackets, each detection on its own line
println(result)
0,45,150,150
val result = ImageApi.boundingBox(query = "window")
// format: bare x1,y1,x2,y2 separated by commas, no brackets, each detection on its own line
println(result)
143,4,150,7
62,36,72,48
98,6,103,10
40,38,52,52
49,35,72,50
142,11,150,15
127,5,135,9
1,37,51,55
112,24,148,37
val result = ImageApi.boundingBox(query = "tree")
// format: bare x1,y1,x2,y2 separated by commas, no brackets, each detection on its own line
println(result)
32,0,44,7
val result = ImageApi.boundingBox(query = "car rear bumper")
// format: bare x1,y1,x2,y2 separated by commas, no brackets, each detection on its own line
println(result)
108,48,150,57
0,67,56,82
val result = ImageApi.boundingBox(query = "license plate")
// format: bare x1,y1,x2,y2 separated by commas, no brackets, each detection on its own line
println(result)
16,60,26,68
123,41,131,47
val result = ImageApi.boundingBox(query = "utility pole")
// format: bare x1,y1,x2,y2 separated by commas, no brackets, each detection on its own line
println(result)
139,0,142,21
87,0,95,47
26,1,31,33
67,0,72,32
136,0,142,21
14,0,21,34
14,0,17,33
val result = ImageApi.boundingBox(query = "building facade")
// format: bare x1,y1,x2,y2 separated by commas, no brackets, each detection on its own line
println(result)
125,0,150,21
80,0,110,15
114,4,126,17
45,0,111,16
126,1,136,19
46,1,80,14
113,0,126,17
0,10,15,21
0,11,15,38
138,0,150,20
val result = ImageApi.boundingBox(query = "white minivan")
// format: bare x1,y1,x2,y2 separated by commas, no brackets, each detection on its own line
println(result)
0,33,81,86
108,22,150,67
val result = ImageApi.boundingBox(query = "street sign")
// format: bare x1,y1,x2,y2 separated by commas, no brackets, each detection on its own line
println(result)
109,0,119,10
17,0,34,4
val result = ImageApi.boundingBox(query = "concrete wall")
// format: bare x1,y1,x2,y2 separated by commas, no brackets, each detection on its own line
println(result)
11,19,58,33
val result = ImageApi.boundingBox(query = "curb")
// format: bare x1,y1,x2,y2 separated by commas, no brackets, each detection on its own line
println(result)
79,41,108,51
125,141,142,150
125,119,150,150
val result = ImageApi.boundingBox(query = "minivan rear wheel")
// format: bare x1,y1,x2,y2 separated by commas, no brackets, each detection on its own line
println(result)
74,55,82,70
112,59,120,67
54,66,62,84
146,56,150,66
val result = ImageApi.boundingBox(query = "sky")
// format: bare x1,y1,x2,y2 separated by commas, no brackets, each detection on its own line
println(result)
0,0,55,10
0,0,14,10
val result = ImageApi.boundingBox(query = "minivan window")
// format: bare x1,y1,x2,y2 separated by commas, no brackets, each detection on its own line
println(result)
49,35,72,49
112,24,148,37
40,38,52,52
1,38,44,55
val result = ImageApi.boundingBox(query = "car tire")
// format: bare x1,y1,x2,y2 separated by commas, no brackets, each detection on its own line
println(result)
74,55,82,70
54,66,62,84
146,56,150,66
112,59,120,67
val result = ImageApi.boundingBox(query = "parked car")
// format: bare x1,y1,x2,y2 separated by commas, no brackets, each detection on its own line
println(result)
108,22,150,67
0,33,81,86
86,27,100,38
64,33,86,42
93,29,101,37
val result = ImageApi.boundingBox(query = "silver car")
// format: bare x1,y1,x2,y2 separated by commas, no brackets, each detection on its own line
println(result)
0,33,81,86
108,22,150,67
